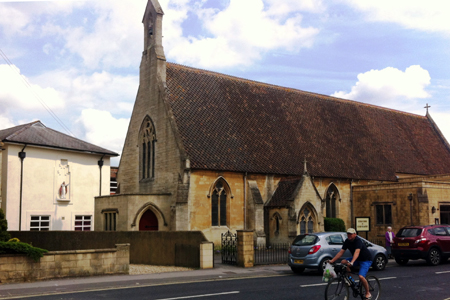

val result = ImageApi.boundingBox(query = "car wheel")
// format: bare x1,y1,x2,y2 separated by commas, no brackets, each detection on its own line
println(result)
291,266,305,274
426,248,441,266
394,257,409,265
318,258,331,273
372,254,387,271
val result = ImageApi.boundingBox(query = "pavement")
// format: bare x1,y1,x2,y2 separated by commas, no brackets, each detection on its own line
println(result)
0,256,399,299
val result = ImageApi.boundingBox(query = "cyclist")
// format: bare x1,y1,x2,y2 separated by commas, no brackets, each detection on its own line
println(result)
328,228,373,300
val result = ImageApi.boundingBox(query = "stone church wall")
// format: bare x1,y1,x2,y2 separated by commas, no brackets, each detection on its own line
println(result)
313,178,352,229
353,178,450,242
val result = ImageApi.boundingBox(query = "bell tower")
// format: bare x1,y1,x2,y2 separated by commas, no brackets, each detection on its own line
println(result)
141,0,166,87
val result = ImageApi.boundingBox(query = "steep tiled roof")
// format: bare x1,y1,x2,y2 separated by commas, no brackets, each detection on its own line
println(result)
166,63,450,181
0,121,118,156
266,178,302,207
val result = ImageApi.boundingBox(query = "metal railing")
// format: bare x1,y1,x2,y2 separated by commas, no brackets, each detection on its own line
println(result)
254,243,290,265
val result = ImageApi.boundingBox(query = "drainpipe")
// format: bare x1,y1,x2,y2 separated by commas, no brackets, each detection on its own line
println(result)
98,155,105,196
350,179,354,228
244,172,247,230
18,144,27,231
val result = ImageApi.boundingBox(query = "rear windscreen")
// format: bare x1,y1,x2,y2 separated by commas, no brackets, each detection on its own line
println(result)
292,235,318,246
397,228,422,237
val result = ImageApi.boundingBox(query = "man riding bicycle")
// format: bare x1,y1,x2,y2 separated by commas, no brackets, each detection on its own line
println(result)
328,228,373,300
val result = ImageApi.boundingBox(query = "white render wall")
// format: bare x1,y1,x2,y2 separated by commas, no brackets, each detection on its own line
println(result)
1,144,111,231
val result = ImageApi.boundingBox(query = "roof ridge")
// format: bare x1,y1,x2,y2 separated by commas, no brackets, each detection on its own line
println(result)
4,121,41,140
43,126,117,154
166,62,425,119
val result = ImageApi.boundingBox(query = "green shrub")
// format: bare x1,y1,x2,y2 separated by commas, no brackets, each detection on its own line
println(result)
324,217,346,232
0,241,48,262
8,238,20,243
0,208,11,242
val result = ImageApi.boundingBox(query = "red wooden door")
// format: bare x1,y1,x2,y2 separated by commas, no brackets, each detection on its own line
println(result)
139,209,158,231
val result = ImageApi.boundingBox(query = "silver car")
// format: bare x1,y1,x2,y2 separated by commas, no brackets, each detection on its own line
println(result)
288,232,388,274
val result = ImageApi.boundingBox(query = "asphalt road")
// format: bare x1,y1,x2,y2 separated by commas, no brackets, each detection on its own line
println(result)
1,260,450,300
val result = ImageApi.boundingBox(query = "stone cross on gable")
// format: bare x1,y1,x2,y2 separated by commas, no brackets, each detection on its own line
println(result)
303,157,308,174
425,103,431,113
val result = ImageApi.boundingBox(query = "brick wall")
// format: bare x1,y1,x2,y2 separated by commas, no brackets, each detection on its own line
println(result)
0,244,129,283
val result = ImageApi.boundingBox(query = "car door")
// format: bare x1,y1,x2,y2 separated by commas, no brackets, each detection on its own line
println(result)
326,234,345,258
439,227,450,254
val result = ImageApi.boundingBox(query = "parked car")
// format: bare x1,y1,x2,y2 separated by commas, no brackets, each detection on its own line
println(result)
392,224,450,266
288,232,388,274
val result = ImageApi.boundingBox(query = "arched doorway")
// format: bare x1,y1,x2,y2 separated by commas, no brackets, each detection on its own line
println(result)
139,209,158,231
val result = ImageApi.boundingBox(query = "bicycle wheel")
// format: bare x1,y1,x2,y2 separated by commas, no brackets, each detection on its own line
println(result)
325,277,349,300
359,275,381,300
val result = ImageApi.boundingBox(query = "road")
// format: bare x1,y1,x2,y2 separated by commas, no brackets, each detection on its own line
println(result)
1,260,449,299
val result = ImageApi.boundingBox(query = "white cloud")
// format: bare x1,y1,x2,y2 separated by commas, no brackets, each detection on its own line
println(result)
0,64,65,112
332,65,431,108
342,0,450,34
161,0,320,68
265,0,325,16
0,115,15,130
431,112,450,145
0,3,28,36
32,69,137,117
63,0,147,69
0,1,78,37
77,108,129,165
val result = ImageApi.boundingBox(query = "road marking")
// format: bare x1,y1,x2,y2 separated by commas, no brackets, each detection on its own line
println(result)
155,291,240,300
300,276,396,288
301,283,329,287
377,277,397,280
0,274,288,299
436,271,450,274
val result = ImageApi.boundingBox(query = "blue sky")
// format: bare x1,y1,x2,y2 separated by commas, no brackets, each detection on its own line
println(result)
1,0,450,166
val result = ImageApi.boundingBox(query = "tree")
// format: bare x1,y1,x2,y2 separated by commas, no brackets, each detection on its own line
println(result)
0,208,11,242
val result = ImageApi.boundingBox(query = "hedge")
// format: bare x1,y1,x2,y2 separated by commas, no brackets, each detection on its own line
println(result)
324,217,346,232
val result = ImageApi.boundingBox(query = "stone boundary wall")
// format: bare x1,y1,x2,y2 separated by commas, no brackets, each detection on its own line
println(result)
10,231,209,267
0,244,129,284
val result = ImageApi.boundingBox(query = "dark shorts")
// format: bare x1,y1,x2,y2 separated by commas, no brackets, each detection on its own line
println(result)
345,257,372,278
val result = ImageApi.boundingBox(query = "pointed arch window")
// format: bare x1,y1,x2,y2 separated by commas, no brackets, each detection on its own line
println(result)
299,205,316,235
325,184,339,218
140,116,156,180
211,180,227,226
300,217,306,235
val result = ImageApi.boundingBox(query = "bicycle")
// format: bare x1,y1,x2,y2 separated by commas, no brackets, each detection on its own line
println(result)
324,262,381,300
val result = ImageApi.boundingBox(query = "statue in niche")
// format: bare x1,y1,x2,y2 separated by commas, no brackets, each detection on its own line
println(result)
59,181,70,199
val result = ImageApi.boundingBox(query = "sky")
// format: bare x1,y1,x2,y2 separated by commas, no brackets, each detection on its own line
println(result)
1,0,450,167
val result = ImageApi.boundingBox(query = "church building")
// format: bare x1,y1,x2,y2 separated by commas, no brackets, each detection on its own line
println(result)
95,0,450,245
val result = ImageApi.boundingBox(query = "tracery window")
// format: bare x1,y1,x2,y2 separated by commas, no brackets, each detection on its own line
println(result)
325,184,339,218
299,206,316,235
211,180,227,226
140,116,156,180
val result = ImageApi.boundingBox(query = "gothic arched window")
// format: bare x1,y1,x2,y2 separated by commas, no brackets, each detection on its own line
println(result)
299,205,316,234
325,184,339,218
140,116,156,180
300,217,306,235
211,180,227,226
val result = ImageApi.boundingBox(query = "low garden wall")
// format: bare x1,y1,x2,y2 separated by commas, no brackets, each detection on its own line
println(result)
10,231,210,268
0,244,129,284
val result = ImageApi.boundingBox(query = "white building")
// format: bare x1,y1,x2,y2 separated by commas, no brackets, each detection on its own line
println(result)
0,121,118,231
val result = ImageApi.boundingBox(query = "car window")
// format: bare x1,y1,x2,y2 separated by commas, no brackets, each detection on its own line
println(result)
292,235,318,246
397,228,422,237
326,234,344,245
434,227,447,236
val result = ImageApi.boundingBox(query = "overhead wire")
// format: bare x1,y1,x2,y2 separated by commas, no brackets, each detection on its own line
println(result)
0,48,76,137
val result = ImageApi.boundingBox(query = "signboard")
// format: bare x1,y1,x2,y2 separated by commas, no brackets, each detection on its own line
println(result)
355,217,370,232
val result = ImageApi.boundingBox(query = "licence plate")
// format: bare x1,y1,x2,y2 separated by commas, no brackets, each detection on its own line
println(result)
398,243,409,247
294,260,304,264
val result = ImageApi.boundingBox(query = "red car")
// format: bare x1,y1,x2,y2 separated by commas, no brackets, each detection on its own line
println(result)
392,224,450,266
